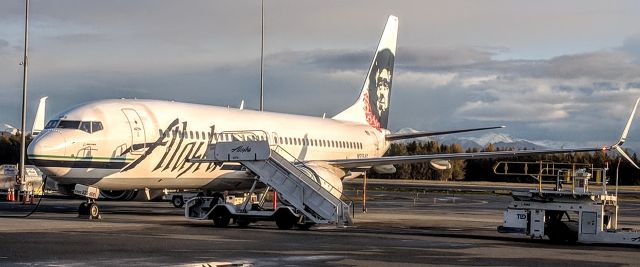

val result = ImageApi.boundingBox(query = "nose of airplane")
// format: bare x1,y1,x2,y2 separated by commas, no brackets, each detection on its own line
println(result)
28,130,67,158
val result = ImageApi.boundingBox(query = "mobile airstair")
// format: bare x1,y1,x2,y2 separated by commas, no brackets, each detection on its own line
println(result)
185,131,352,229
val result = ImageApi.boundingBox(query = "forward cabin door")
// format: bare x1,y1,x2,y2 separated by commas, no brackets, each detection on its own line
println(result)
122,108,146,155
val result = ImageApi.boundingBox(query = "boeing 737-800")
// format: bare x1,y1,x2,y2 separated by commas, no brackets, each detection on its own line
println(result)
27,16,638,216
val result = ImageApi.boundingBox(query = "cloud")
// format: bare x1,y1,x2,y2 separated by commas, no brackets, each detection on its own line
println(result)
399,71,457,88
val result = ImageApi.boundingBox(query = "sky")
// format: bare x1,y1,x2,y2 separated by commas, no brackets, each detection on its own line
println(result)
1,0,639,149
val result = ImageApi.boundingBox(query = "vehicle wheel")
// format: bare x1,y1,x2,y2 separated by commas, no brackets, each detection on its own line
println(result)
172,196,184,208
212,211,230,227
296,222,315,230
236,218,250,228
88,203,100,219
275,213,296,230
546,221,577,243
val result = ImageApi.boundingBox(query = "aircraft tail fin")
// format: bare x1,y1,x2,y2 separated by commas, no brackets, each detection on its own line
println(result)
31,96,47,136
333,15,398,131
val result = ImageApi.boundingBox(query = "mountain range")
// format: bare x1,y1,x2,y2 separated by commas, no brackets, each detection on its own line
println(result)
395,128,568,150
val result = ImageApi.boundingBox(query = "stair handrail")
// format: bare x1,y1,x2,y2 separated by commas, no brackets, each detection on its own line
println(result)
214,129,353,220
271,144,354,218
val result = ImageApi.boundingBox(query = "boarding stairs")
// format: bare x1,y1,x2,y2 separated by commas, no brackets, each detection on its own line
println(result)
207,133,352,226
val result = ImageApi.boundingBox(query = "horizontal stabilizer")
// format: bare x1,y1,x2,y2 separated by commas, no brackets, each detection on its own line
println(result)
385,126,505,141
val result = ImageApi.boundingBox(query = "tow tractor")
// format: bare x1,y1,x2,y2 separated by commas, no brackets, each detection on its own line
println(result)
495,161,640,245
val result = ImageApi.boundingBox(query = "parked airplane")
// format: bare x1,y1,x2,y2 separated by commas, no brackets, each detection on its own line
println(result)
27,16,637,217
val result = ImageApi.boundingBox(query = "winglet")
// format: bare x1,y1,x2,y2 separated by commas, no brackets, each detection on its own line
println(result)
610,97,640,169
617,97,640,146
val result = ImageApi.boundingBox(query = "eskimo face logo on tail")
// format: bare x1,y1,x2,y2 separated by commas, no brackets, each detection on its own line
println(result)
363,48,394,131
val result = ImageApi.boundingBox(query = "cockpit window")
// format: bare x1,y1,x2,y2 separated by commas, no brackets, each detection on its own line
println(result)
91,122,103,133
55,120,103,133
44,120,59,129
57,120,81,129
80,122,91,133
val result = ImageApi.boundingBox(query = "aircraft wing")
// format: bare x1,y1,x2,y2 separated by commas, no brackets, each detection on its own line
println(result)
327,146,606,168
332,96,640,169
385,126,505,141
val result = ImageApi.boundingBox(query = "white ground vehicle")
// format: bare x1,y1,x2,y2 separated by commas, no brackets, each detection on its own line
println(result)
497,163,640,245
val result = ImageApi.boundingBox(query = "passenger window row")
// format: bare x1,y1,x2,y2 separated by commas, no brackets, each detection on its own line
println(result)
159,130,363,150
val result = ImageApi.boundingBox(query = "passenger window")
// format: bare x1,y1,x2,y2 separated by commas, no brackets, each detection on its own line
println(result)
195,131,200,140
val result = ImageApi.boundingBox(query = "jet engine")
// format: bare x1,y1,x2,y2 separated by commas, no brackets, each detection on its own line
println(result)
297,161,345,198
429,160,452,170
373,164,396,174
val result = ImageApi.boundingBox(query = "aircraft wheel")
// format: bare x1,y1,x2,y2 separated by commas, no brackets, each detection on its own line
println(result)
88,203,100,219
78,202,89,216
171,196,184,208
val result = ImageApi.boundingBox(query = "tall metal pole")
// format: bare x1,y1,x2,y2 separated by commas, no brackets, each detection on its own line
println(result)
19,0,30,186
259,0,264,111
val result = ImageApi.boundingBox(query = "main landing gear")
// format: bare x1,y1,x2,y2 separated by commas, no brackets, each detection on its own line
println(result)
73,184,101,220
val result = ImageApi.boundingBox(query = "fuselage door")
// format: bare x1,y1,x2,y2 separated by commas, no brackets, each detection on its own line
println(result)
122,108,146,154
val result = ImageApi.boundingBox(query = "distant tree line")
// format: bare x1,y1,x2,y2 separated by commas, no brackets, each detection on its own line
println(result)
0,134,31,165
376,141,640,185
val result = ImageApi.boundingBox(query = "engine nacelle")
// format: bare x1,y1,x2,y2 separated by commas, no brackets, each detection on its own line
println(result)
373,164,396,174
429,160,452,170
298,161,345,199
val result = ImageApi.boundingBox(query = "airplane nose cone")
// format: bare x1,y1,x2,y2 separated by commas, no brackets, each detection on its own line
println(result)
28,130,66,159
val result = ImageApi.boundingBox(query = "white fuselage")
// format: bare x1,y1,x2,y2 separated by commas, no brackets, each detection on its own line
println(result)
28,99,389,190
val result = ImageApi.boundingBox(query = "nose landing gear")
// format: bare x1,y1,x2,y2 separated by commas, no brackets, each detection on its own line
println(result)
74,184,101,220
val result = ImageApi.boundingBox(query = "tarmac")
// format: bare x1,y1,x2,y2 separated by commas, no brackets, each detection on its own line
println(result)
0,186,639,266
